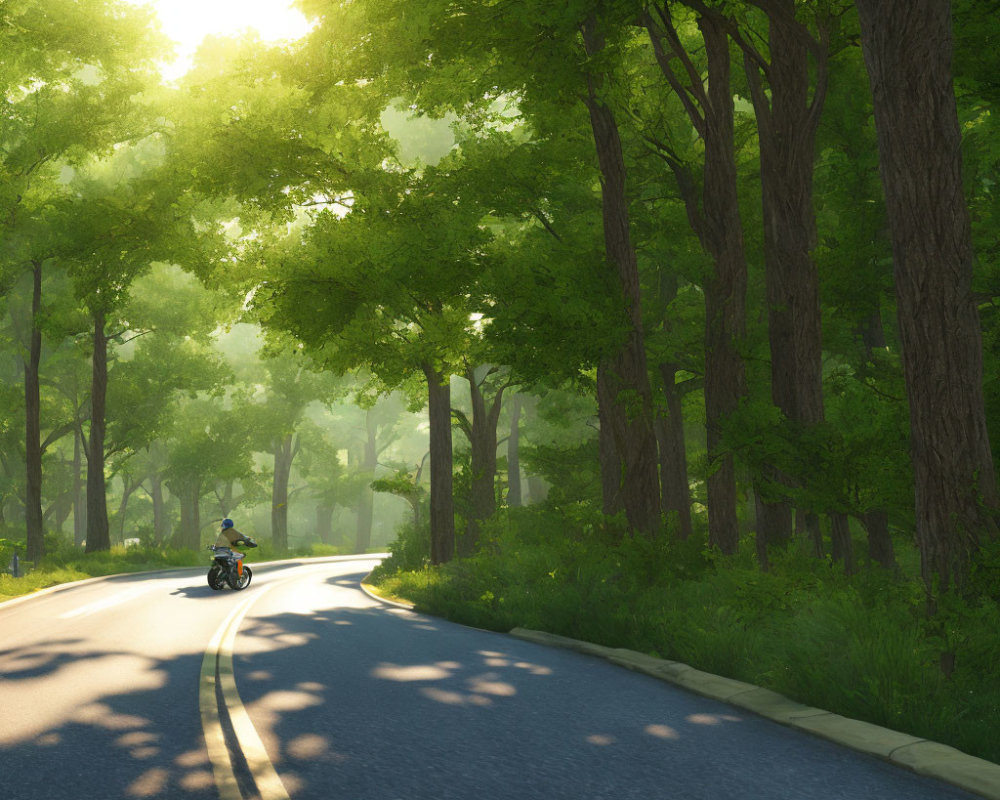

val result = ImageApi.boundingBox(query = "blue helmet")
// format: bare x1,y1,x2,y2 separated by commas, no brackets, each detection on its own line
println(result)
221,518,234,529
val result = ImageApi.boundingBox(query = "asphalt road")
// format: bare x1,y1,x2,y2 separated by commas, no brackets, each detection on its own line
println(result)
0,557,981,800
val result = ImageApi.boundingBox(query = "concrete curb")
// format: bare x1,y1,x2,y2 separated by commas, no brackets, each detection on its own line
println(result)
509,627,1000,800
360,574,416,610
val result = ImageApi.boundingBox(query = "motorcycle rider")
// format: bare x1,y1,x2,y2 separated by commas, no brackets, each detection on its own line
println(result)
215,518,254,551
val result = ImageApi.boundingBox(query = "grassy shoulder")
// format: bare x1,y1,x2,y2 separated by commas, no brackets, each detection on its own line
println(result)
0,540,349,604
369,506,1000,766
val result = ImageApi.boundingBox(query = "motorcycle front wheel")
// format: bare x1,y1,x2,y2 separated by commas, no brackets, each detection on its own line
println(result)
227,564,252,591
207,565,226,590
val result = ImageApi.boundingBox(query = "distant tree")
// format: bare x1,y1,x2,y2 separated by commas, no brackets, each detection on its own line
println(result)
0,0,164,561
452,364,514,556
641,2,750,552
60,141,227,552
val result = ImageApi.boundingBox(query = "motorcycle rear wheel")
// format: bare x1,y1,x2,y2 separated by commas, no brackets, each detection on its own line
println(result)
227,564,252,591
207,565,226,590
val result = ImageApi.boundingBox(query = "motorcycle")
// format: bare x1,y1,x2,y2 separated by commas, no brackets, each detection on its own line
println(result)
207,537,258,591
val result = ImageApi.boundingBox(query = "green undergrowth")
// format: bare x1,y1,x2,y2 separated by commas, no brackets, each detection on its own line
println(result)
0,539,350,603
369,506,1000,766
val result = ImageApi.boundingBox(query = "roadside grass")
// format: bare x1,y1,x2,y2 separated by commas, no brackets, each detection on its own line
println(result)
0,540,352,603
369,505,1000,766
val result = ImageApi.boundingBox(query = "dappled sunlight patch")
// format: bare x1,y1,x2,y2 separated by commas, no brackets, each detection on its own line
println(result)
466,673,517,697
74,702,151,731
685,713,742,726
36,732,60,746
372,662,455,682
513,661,553,676
414,623,439,631
333,620,352,626
484,657,510,667
645,724,680,740
256,689,324,713
278,774,305,794
240,624,319,653
286,733,340,760
126,767,168,797
246,670,273,681
116,731,158,748
178,769,214,791
435,661,462,670
586,734,616,746
420,687,493,707
296,681,325,693
174,748,208,768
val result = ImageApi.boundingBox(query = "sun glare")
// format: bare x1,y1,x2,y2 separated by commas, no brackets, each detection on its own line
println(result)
128,0,313,81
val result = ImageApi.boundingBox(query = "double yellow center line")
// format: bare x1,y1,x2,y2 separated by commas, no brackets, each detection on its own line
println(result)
199,583,291,800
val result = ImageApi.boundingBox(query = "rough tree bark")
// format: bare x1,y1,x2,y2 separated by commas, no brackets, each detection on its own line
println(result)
644,5,749,553
271,432,296,552
456,365,507,557
856,0,999,592
174,481,201,551
858,509,896,570
507,393,523,508
24,260,44,563
85,310,110,553
150,473,168,544
597,361,625,517
653,274,693,540
581,17,662,537
355,410,378,553
316,502,335,545
73,428,86,546
725,0,830,551
830,511,855,575
656,361,693,540
423,362,456,564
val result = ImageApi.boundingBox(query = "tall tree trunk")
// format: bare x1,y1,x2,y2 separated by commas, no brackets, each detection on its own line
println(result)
116,477,139,544
73,427,85,546
175,482,201,551
507,393,523,508
85,310,110,553
355,410,377,553
24,260,44,563
656,362,692,539
830,512,856,575
151,473,167,543
459,365,506,557
272,433,295,552
737,0,830,550
856,0,999,592
699,13,748,554
582,18,662,538
858,509,896,569
644,7,749,553
423,363,455,564
596,361,625,517
316,502,335,545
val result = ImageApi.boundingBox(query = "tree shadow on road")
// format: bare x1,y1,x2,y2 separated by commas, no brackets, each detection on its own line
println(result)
226,572,978,800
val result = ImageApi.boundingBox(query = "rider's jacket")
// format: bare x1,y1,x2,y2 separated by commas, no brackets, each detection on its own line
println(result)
214,527,245,549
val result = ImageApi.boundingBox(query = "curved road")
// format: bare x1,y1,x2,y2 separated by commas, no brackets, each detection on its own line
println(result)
0,557,979,799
